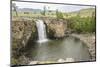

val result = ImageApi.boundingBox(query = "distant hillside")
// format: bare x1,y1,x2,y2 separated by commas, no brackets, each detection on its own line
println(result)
16,8,42,13
16,8,56,13
67,8,95,17
12,7,95,18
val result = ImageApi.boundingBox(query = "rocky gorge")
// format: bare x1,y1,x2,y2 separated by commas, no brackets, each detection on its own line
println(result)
11,17,67,65
11,17,96,65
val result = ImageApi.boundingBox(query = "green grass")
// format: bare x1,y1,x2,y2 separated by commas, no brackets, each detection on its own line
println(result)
12,8,95,18
12,11,56,18
65,8,95,18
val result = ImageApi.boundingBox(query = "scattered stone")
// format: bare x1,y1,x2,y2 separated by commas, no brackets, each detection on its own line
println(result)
57,58,74,63
58,59,65,62
66,58,74,62
29,61,38,64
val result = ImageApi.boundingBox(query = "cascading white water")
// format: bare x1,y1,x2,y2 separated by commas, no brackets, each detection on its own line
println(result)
36,20,48,43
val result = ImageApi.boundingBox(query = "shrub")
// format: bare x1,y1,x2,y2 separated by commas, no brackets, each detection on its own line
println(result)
56,9,64,20
68,15,96,33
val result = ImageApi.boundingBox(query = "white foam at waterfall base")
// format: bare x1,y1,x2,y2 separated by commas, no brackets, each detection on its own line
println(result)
36,20,48,43
37,39,48,43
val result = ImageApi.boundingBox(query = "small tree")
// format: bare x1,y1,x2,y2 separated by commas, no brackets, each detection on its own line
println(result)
56,9,63,20
41,6,46,16
12,3,18,16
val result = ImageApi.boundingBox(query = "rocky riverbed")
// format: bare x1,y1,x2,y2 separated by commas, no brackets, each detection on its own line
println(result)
29,58,74,65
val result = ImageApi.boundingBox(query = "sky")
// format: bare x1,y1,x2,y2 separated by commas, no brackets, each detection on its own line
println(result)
12,1,95,12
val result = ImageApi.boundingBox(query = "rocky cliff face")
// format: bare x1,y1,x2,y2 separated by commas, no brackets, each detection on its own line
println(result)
11,17,36,64
12,18,36,49
44,19,67,38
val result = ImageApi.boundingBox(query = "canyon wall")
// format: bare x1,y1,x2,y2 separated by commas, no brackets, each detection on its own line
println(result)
11,17,67,65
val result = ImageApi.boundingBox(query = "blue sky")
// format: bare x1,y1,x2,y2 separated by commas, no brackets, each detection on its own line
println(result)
12,1,95,12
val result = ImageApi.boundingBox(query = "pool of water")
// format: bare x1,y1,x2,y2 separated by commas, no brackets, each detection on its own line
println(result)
25,36,91,63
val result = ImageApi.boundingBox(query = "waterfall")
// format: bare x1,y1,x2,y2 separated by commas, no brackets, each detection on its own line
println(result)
36,20,48,43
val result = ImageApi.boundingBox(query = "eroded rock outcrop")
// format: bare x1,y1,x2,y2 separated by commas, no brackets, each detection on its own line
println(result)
11,17,36,65
44,19,67,38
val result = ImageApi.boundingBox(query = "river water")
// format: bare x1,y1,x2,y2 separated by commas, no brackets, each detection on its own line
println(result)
25,36,91,63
